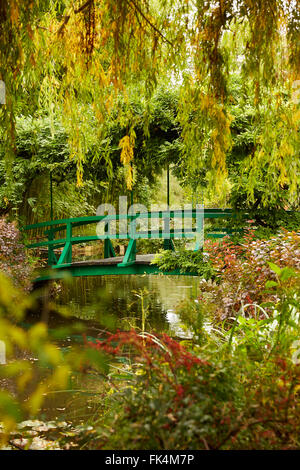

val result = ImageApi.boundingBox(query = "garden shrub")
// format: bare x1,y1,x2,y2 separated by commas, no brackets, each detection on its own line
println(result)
201,230,300,321
0,218,34,291
85,329,300,450
151,247,216,279
0,272,108,447
1,224,299,450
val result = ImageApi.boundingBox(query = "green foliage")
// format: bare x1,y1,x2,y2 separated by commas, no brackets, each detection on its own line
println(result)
0,90,181,219
0,116,82,218
0,273,109,445
1,79,298,219
175,299,206,346
152,247,216,279
1,1,299,201
216,264,300,362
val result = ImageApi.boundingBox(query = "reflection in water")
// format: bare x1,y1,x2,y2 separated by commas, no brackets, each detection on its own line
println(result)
57,275,200,337
31,275,200,424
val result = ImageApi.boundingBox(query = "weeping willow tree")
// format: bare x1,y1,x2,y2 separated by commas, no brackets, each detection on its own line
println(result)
0,0,299,204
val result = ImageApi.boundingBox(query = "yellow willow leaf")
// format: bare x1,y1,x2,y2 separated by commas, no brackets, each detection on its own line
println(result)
211,129,219,139
10,2,20,25
50,365,70,390
292,109,300,124
27,384,47,415
105,94,113,112
119,135,133,165
9,326,27,349
279,140,293,157
76,168,83,187
28,322,48,349
42,343,63,367
200,95,211,111
119,135,135,190
17,368,33,392
124,164,133,190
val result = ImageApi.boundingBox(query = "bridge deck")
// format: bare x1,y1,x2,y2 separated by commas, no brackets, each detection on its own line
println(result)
34,254,178,283
71,254,155,267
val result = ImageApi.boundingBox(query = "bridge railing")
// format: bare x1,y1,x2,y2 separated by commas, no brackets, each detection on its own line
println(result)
23,208,242,268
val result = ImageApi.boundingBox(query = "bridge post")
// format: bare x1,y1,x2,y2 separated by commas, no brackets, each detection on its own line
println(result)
117,212,137,267
47,228,58,265
163,208,175,251
194,206,204,251
104,238,116,258
66,221,72,263
104,220,116,258
56,221,72,266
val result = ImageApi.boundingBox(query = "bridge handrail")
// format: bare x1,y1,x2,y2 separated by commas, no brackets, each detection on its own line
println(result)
23,208,244,268
23,208,238,231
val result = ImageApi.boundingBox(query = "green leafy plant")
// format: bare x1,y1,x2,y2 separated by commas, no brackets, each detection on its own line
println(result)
152,247,216,279
0,272,109,446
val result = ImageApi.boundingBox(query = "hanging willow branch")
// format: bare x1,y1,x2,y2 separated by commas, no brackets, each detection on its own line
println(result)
126,0,173,46
74,0,94,14
0,0,299,200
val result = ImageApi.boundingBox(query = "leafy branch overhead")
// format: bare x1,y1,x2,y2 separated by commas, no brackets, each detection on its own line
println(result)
0,1,299,200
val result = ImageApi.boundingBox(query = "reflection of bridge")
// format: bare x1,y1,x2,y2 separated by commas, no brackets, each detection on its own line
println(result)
24,208,241,282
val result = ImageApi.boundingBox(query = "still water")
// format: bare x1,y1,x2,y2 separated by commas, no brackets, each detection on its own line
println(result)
57,274,200,338
34,274,201,424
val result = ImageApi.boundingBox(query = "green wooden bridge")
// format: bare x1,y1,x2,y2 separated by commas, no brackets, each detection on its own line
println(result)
24,208,241,282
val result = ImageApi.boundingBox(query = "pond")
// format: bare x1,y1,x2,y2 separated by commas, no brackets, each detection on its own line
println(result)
57,274,200,338
29,274,201,425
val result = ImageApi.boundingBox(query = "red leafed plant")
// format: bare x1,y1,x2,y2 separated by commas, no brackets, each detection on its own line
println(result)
201,230,300,320
84,329,300,450
86,329,207,374
0,218,33,291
